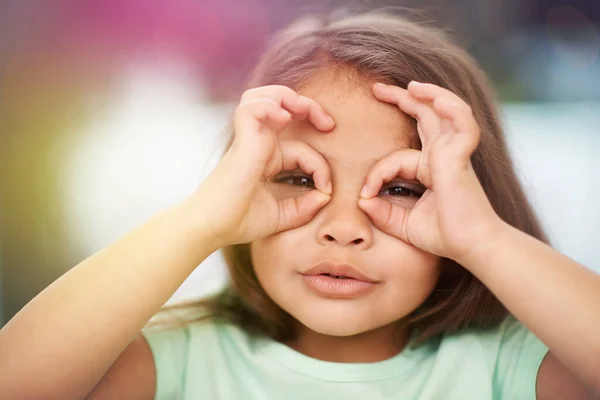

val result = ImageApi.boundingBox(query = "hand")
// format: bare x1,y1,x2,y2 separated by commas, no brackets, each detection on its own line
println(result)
358,81,503,263
189,85,335,248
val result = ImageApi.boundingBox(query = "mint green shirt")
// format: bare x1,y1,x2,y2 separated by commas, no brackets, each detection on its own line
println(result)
143,315,548,399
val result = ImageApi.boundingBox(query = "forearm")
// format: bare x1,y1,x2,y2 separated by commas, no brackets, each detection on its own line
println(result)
0,200,218,398
460,222,600,391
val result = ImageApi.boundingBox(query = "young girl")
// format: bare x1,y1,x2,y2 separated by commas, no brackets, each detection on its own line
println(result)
1,9,599,400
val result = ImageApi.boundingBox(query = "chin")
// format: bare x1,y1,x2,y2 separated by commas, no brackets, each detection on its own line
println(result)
299,318,370,337
291,302,392,337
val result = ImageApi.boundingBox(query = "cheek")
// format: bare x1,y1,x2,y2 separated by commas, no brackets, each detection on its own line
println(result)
250,233,298,285
251,228,306,267
377,239,441,292
250,235,304,315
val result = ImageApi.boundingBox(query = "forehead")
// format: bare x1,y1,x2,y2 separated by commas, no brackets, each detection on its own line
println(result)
280,70,417,169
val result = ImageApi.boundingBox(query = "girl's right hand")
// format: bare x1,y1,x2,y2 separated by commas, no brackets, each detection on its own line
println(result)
189,85,335,248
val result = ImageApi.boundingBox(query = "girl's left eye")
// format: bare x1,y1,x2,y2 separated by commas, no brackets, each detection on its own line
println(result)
275,173,315,189
378,183,424,198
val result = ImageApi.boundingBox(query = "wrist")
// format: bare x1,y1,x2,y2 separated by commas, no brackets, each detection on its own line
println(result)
455,218,514,272
171,197,224,255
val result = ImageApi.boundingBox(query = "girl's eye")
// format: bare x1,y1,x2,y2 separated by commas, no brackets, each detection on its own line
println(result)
274,173,315,189
378,183,424,198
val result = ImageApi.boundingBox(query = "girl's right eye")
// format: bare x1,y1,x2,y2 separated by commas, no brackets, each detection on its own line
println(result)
274,172,315,189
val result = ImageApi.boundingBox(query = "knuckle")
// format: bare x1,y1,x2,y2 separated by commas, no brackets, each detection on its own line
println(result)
238,98,277,113
234,103,247,116
416,107,432,120
272,84,294,94
240,88,260,102
236,102,264,119
235,102,255,115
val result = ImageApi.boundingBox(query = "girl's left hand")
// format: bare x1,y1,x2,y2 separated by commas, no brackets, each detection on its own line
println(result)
358,82,503,263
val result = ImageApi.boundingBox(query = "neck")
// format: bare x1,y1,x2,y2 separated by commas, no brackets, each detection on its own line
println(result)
284,322,410,363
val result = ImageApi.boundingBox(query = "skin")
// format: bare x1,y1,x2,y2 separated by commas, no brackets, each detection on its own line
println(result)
0,72,341,399
359,81,600,398
1,67,598,399
251,71,440,362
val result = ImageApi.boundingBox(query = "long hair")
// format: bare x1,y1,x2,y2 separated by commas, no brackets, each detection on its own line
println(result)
151,8,549,346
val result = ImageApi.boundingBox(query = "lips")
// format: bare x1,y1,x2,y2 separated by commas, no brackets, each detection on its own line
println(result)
301,261,379,299
302,262,377,283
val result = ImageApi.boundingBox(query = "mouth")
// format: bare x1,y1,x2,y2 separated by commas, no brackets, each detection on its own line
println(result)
302,262,378,282
301,261,379,299
319,273,355,279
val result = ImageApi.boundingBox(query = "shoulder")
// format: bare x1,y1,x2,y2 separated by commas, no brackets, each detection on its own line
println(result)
438,314,547,357
142,317,240,355
436,315,549,400
141,318,253,399
464,317,597,400
141,320,219,373
87,320,230,400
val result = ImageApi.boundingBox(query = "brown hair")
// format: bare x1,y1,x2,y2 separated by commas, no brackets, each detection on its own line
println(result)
154,8,549,346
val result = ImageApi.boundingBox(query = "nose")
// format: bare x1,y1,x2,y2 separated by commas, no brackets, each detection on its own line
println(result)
316,193,373,249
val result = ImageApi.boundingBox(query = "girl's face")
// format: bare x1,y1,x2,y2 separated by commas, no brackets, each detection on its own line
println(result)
251,72,441,339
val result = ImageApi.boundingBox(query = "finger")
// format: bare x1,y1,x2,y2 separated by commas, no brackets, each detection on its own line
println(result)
297,95,336,131
407,82,476,134
236,98,292,133
277,191,331,232
358,197,409,242
279,141,332,194
407,81,471,114
360,148,422,198
241,85,335,132
372,83,441,144
433,97,481,151
237,97,292,125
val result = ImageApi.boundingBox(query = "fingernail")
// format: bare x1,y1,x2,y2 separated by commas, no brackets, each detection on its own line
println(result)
361,185,369,198
374,82,387,89
299,95,310,105
358,198,371,212
409,80,423,87
324,115,335,126
326,181,332,194
319,193,331,206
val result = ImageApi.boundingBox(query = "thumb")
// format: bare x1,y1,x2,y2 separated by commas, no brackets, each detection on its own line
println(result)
276,191,331,233
358,198,409,242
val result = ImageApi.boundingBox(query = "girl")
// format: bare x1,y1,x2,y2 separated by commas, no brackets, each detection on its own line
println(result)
1,9,599,400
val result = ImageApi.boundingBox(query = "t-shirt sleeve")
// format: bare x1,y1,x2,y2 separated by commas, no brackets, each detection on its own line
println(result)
492,315,549,400
142,326,191,400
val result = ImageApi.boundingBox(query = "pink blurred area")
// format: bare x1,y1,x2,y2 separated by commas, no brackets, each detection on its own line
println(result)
58,0,270,62
1,0,273,99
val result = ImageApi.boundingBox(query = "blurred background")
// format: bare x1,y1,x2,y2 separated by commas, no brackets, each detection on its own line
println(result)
1,0,599,327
